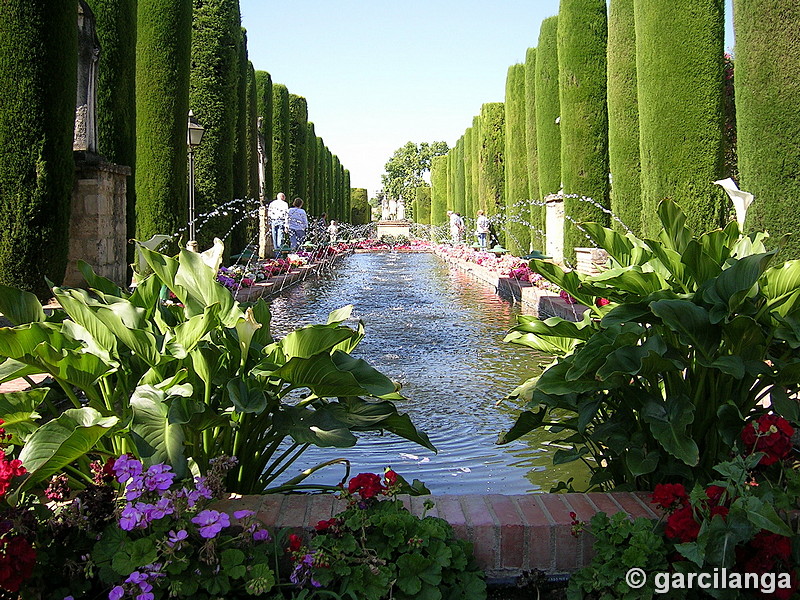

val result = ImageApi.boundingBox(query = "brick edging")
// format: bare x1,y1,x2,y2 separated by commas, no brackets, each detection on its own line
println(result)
214,492,660,579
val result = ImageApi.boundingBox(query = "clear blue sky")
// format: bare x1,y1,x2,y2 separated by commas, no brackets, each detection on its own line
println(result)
240,1,735,200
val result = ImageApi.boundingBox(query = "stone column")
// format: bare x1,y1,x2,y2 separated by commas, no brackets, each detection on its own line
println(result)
545,195,564,265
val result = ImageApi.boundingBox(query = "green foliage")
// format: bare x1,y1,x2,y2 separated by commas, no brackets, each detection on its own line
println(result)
463,127,475,222
272,83,290,198
414,187,431,226
453,138,466,216
86,0,138,264
288,94,308,206
504,63,531,257
735,0,800,260
230,26,250,255
524,47,543,250
305,122,317,214
535,16,561,198
558,0,611,261
430,155,448,226
607,0,642,236
381,141,449,205
190,0,241,251
634,0,727,237
0,241,434,494
478,102,505,223
470,115,482,219
0,0,78,299
307,472,486,600
134,0,192,256
255,71,273,201
246,64,260,202
568,512,674,600
501,199,800,490
350,188,370,225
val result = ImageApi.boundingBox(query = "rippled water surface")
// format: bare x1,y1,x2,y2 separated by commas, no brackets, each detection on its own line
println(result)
267,252,586,494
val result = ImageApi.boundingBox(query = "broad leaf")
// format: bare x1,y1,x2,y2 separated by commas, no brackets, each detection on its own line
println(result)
0,284,45,325
279,325,357,360
650,299,719,360
0,388,47,444
326,305,353,324
129,386,188,477
642,397,699,466
77,260,125,297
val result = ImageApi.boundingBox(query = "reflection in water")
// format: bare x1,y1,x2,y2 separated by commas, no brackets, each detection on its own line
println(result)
268,252,588,494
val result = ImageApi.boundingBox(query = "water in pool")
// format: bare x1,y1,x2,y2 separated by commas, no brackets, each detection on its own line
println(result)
267,251,586,494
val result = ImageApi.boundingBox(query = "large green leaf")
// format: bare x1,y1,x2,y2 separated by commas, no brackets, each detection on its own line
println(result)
129,385,188,477
580,222,651,267
536,359,603,395
503,331,577,355
0,358,45,384
330,351,399,398
0,388,47,444
497,407,547,444
681,239,723,287
511,314,594,341
167,304,222,359
625,448,660,476
597,335,668,380
703,253,774,321
274,404,358,447
0,284,45,325
589,266,667,297
650,299,719,360
174,248,238,325
270,354,374,398
279,325,357,360
326,305,353,324
0,322,55,361
15,407,118,493
762,260,800,317
528,259,588,302
642,397,699,466
52,287,119,356
656,198,693,253
226,378,267,414
77,260,125,297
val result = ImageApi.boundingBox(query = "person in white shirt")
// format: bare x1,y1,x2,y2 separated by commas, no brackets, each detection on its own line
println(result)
327,220,339,243
449,211,464,244
287,198,309,250
475,210,490,250
267,192,289,255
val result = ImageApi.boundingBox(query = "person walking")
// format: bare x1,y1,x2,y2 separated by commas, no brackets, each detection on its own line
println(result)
287,198,308,251
267,192,289,256
475,210,490,250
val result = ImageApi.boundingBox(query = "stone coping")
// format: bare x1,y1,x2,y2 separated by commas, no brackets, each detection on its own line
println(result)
213,491,660,580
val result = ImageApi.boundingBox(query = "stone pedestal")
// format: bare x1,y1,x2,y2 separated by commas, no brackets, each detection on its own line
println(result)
575,248,608,276
375,220,411,239
64,156,130,288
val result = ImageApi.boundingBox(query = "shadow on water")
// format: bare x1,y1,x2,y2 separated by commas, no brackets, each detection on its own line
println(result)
268,252,588,494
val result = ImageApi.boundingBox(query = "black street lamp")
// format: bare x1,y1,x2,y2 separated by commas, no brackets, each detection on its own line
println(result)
187,110,205,251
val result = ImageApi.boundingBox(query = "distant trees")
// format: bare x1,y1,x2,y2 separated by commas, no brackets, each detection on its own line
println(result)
381,141,449,212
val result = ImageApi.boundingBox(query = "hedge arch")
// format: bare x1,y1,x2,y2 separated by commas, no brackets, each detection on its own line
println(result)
430,154,448,227
558,0,610,260
271,83,290,199
504,63,530,256
255,71,273,201
86,0,137,263
535,16,561,199
524,46,544,250
634,0,726,237
134,0,192,254
734,0,800,259
607,0,642,235
0,0,77,298
189,0,241,251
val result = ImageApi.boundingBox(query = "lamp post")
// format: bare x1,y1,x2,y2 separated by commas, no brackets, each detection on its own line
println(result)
187,110,205,252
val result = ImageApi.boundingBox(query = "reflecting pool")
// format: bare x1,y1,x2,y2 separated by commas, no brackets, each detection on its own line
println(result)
268,251,587,494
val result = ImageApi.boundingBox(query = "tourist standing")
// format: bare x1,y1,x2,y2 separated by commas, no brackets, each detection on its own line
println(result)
327,220,339,243
475,210,490,250
267,192,289,255
449,211,464,244
287,198,308,250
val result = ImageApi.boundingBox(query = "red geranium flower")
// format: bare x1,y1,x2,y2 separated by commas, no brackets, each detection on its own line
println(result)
314,518,337,532
347,473,385,500
384,469,398,487
651,483,689,511
288,533,303,552
664,505,701,543
595,297,610,307
0,536,36,592
741,414,795,466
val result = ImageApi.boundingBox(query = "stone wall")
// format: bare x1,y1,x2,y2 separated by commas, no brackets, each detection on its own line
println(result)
64,157,130,288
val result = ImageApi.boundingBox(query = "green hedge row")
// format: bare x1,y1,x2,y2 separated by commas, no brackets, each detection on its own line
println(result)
524,47,543,250
504,63,530,256
430,154,448,226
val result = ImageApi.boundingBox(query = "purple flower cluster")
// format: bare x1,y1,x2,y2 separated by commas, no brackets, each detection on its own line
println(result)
108,563,164,600
191,509,230,539
290,552,321,588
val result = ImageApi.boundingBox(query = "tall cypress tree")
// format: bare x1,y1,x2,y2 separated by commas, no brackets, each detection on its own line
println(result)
504,63,530,256
255,71,273,200
230,26,249,254
446,149,455,214
350,188,370,224
332,155,342,220
86,0,137,264
287,94,308,204
471,115,483,216
536,16,561,200
271,83,290,198
463,127,474,221
479,102,505,231
430,154,448,227
246,63,259,203
415,187,432,225
607,0,642,235
0,1,77,298
190,0,240,251
634,0,726,236
305,121,317,214
525,47,544,250
558,0,611,260
343,169,351,222
324,147,334,217
454,138,466,216
134,0,192,254
315,136,326,214
734,0,800,259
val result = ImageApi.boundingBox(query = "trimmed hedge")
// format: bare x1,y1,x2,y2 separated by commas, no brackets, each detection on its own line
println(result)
430,154,448,227
607,0,642,235
271,83,290,199
134,0,192,254
287,94,308,206
305,122,317,214
525,46,544,250
189,0,241,251
350,187,370,225
558,0,611,260
504,63,530,256
230,26,249,254
343,169,351,222
471,115,483,216
734,0,800,259
463,127,474,222
479,102,505,228
415,186,432,226
535,16,561,199
0,0,77,298
255,71,273,201
314,136,326,215
86,0,137,264
634,0,726,236
454,137,466,216
246,63,259,202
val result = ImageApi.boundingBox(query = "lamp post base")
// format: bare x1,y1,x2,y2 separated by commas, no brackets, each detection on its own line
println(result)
186,240,199,252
